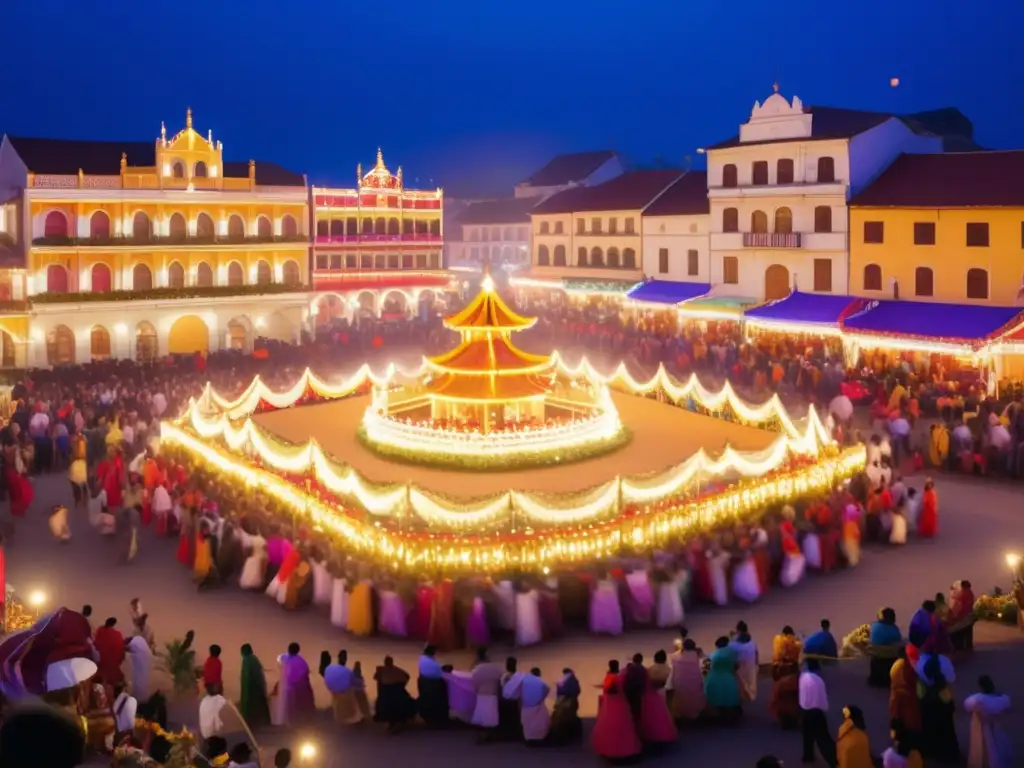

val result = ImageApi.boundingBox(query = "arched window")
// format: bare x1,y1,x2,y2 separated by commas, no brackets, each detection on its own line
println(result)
256,260,273,285
540,221,550,234
47,325,75,365
136,322,158,362
46,264,69,293
429,219,440,236
388,218,400,235
132,263,153,291
89,211,110,240
402,219,413,235
776,158,794,184
281,215,297,237
227,262,244,286
196,262,214,287
168,213,187,242
817,156,836,183
44,211,69,238
228,215,246,241
814,206,832,233
623,248,637,269
537,245,550,266
752,161,769,185
362,218,374,234
256,216,272,240
316,220,328,238
863,264,882,291
607,247,620,269
167,261,185,289
590,247,604,267
722,207,739,233
132,212,152,241
282,260,301,286
346,218,358,236
577,247,588,267
172,161,185,179
329,220,344,237
774,207,793,235
195,213,215,241
375,217,387,235
91,263,112,293
751,210,768,234
966,268,989,300
553,245,566,266
193,161,208,178
722,164,738,188
915,267,934,297
90,326,111,361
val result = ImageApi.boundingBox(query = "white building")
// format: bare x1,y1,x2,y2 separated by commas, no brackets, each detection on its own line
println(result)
705,85,944,301
641,171,710,284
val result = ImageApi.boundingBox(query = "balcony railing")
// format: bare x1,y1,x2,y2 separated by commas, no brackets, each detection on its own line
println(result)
742,232,802,248
32,234,309,247
31,283,308,305
314,233,441,244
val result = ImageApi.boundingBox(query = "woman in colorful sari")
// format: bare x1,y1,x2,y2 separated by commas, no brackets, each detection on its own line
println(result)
963,675,1011,768
703,637,741,722
769,627,802,729
889,649,922,741
841,503,863,566
669,638,706,723
347,575,375,637
591,660,641,761
869,607,904,687
238,643,270,728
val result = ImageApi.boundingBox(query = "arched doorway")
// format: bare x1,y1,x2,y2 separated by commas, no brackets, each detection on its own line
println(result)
196,213,215,241
135,321,158,362
196,262,214,287
47,325,75,365
282,260,301,286
90,326,111,361
226,316,251,351
133,263,153,291
167,261,185,289
255,260,273,285
417,289,437,320
44,211,69,238
381,290,407,317
46,264,69,293
764,264,791,301
356,291,376,317
0,330,15,368
313,294,346,326
168,213,187,242
167,315,210,355
227,261,244,286
90,263,112,293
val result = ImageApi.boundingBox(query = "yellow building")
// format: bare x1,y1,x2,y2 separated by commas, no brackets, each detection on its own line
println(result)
527,170,682,291
850,150,1024,306
0,109,310,366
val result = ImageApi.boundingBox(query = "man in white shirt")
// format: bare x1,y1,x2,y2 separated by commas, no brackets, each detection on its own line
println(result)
798,659,836,766
199,683,228,740
112,683,138,744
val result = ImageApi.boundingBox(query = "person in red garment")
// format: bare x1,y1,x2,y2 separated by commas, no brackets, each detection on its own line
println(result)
917,479,939,538
203,645,224,693
92,617,126,686
591,660,642,761
95,448,125,520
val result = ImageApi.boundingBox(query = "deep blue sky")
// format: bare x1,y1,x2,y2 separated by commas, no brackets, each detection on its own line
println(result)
2,0,1020,197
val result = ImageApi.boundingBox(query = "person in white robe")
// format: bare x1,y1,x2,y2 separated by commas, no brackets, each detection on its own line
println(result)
330,576,349,628
271,654,291,727
889,505,908,545
515,587,542,647
151,484,172,532
470,647,503,730
126,635,154,702
964,675,1011,768
728,626,759,702
199,684,229,739
492,580,517,633
312,560,332,606
88,488,116,535
656,567,685,628
731,552,761,603
112,683,138,742
504,667,551,742
708,548,731,606
239,534,267,590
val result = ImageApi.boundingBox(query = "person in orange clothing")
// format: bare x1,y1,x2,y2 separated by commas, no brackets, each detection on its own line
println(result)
917,479,939,538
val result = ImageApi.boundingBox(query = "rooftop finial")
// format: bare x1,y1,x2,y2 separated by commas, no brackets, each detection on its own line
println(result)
772,81,780,94
186,107,193,129
376,148,385,169
160,121,166,141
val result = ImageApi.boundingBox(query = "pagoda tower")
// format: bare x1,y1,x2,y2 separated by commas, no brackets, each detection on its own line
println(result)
422,274,555,431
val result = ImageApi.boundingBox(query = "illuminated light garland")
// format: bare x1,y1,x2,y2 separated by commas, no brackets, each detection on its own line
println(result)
161,420,866,573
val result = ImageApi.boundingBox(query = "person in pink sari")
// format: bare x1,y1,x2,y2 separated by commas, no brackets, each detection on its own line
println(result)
276,642,315,726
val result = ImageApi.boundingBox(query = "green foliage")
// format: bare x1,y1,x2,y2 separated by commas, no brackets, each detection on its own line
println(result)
159,637,198,696
973,588,1020,625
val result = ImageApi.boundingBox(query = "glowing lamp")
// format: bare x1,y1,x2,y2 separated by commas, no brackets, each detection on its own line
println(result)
28,590,46,608
481,275,495,293
298,742,317,762
114,323,128,335
890,77,900,88
1007,552,1021,570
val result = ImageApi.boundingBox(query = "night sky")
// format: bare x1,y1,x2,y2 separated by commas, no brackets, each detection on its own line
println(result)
2,0,1021,197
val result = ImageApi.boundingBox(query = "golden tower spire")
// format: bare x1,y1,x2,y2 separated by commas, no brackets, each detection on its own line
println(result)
375,148,385,170
186,107,193,129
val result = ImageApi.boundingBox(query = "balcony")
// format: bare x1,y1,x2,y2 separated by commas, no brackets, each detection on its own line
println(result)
742,232,802,248
314,233,442,245
32,234,309,248
30,283,308,305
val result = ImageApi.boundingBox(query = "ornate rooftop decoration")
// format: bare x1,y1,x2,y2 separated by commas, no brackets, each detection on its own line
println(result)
359,148,403,190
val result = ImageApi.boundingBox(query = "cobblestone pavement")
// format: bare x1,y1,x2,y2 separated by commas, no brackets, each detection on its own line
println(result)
7,471,1023,766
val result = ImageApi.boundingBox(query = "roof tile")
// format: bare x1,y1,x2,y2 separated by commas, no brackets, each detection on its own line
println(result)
456,197,538,225
522,150,615,187
531,170,682,215
642,172,709,216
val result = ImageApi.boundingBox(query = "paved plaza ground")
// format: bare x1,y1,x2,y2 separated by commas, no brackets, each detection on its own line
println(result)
252,390,778,496
6,471,1023,766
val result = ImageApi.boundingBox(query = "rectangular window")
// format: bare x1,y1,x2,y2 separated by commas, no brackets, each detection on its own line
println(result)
346,254,357,269
608,217,618,234
687,249,699,276
658,248,669,274
554,221,564,234
863,221,884,244
315,253,328,269
723,256,739,284
813,258,832,292
752,161,769,185
913,222,935,245
591,217,602,233
329,254,342,270
624,218,635,234
576,219,585,234
966,222,989,247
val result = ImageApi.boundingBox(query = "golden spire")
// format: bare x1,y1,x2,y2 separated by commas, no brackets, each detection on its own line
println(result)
375,148,385,170
160,121,166,141
186,107,193,129
356,163,362,184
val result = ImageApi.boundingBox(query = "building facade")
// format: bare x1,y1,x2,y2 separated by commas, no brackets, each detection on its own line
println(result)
528,170,682,284
514,150,621,200
310,150,447,322
0,110,310,367
850,150,1024,306
640,172,711,284
705,85,944,302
